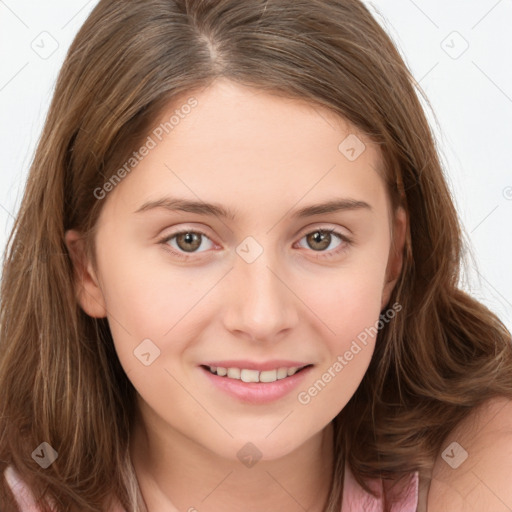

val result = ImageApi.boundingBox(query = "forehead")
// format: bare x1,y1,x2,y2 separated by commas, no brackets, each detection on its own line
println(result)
161,79,374,162
102,78,391,222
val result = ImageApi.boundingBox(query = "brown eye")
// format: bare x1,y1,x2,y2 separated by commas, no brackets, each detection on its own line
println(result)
305,230,333,251
161,230,215,258
175,232,202,252
296,228,352,260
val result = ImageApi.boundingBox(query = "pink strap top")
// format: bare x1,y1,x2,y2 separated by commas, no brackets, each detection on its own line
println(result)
3,462,419,511
342,461,419,511
4,465,44,512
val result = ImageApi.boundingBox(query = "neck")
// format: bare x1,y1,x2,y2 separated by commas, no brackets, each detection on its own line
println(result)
130,405,335,512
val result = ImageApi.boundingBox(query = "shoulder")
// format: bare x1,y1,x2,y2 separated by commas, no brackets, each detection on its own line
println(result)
427,396,512,512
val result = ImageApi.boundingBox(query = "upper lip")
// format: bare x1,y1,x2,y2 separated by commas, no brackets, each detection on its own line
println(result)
200,360,312,371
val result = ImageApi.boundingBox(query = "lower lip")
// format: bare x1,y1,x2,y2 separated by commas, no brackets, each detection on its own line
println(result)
199,365,313,404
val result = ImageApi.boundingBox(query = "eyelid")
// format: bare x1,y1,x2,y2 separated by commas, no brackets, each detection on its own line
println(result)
295,223,351,240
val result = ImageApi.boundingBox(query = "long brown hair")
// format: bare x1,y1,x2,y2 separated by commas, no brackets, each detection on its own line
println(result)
1,1,511,510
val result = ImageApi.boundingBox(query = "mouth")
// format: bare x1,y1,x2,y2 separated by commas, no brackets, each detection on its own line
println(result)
199,362,315,404
200,363,313,383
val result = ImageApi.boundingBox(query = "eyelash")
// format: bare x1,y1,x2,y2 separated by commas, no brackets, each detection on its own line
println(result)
158,226,353,262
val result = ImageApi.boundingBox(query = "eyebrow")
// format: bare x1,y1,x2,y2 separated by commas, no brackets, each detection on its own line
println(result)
134,196,372,220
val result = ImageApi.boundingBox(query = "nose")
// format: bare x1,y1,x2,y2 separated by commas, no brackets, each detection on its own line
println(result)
222,250,299,342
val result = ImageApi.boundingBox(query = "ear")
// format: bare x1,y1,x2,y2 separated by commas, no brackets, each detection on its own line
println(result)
64,229,107,318
381,206,407,310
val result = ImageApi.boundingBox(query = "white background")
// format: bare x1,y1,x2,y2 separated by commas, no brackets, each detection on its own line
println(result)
0,1,511,331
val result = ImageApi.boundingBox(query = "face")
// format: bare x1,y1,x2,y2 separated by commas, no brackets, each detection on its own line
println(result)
66,78,406,462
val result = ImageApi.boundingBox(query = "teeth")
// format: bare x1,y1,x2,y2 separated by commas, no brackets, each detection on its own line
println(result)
277,368,288,379
227,368,241,379
207,365,305,382
241,369,259,383
259,369,277,383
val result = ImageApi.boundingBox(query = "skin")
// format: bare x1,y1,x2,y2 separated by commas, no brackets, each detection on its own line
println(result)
426,396,512,512
65,77,407,511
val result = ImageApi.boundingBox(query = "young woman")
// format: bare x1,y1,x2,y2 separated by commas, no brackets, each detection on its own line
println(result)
1,1,511,511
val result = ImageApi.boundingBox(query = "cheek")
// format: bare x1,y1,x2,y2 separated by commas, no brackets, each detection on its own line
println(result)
320,278,382,360
294,279,383,423
94,239,203,369
291,254,388,406
302,261,388,344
